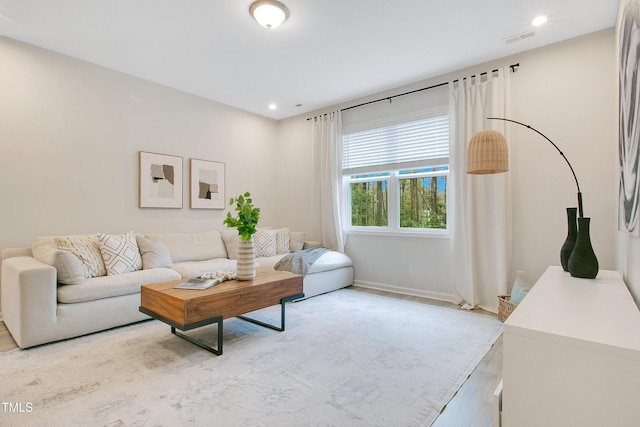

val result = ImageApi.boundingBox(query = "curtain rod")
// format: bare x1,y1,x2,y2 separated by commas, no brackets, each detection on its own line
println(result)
306,63,519,121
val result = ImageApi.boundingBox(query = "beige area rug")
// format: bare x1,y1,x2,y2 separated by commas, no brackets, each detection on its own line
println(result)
1,288,502,426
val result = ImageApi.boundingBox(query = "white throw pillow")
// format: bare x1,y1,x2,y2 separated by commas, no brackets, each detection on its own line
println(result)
289,231,305,252
32,236,86,285
136,234,173,269
220,230,239,259
254,229,277,257
55,234,107,279
97,232,143,276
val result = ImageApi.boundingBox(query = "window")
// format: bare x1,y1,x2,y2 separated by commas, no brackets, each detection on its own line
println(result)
342,110,449,233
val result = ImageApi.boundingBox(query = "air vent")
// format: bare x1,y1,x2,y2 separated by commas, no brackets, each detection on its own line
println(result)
505,31,535,44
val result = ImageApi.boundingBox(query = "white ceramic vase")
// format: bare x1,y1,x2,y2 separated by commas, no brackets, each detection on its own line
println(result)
236,237,256,281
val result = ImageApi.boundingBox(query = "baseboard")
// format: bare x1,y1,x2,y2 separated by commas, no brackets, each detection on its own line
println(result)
353,280,456,303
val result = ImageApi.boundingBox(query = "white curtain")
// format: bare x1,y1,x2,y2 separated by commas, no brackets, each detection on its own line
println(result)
449,68,512,313
311,111,345,252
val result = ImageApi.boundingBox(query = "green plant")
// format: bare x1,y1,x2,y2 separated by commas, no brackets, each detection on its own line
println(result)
223,192,260,241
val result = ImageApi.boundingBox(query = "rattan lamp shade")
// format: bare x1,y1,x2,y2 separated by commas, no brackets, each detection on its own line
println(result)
467,130,509,174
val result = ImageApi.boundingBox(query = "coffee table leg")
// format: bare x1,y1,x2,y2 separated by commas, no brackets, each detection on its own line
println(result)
237,293,304,331
171,315,224,355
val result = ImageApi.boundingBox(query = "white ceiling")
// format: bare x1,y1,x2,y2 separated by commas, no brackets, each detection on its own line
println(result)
0,0,619,120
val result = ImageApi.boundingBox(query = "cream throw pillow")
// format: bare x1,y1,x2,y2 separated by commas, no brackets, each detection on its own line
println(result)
136,234,173,269
97,232,142,275
32,236,86,285
289,231,305,252
55,234,106,279
221,230,240,259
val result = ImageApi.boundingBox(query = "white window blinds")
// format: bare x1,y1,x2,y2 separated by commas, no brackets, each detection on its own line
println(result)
342,114,449,175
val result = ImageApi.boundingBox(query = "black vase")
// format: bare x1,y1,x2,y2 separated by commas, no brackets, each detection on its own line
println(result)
568,217,599,279
560,207,578,271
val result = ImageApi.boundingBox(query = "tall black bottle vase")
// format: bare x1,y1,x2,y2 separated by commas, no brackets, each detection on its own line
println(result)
560,207,578,271
568,217,599,279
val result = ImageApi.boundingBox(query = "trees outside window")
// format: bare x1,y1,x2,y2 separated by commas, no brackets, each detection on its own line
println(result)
348,167,448,230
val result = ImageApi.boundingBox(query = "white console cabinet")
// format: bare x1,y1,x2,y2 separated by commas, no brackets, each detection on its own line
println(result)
502,266,640,427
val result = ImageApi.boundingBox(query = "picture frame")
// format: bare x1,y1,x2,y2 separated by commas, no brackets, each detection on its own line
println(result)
190,158,225,209
139,151,183,208
618,0,640,235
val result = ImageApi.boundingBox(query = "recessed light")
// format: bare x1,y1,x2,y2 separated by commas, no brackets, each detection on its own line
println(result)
532,15,547,26
268,104,277,110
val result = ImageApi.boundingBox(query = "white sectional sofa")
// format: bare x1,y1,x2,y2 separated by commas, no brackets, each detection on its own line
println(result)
0,229,353,349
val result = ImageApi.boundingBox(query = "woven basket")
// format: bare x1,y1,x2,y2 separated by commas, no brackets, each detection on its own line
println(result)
497,295,517,322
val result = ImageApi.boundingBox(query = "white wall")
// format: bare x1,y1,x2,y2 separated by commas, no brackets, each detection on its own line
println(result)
277,28,618,301
510,29,617,285
0,37,280,252
0,28,622,306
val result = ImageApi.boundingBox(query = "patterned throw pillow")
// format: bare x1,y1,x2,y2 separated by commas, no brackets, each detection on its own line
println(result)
97,232,143,275
55,234,107,279
274,228,290,254
254,229,277,257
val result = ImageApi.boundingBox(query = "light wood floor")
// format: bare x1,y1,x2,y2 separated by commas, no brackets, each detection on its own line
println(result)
0,288,503,426
0,320,18,352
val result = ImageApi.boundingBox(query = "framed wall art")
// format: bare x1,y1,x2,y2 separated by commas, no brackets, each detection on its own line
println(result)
190,158,225,209
139,151,183,208
619,0,640,235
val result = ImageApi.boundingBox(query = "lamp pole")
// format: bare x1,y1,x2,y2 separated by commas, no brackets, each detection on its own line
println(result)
488,117,584,218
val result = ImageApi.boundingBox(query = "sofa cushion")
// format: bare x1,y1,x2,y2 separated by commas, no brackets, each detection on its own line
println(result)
255,255,285,270
254,229,277,257
307,251,353,274
145,231,227,263
257,250,352,274
136,234,173,269
171,258,237,279
97,232,142,275
55,234,106,279
57,268,181,304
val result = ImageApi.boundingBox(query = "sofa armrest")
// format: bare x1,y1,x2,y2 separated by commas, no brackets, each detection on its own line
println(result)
1,256,58,348
2,247,32,260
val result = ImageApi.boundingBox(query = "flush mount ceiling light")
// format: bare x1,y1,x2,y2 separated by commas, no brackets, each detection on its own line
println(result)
250,0,289,29
532,15,548,26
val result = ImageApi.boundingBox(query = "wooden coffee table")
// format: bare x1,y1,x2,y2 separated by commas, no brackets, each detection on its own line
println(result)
139,269,304,355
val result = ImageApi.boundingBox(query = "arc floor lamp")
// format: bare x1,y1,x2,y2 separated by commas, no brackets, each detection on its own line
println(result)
467,117,598,279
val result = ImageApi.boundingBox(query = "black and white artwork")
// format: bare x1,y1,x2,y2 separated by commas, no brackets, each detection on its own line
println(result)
139,151,183,208
619,0,640,235
190,158,225,209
